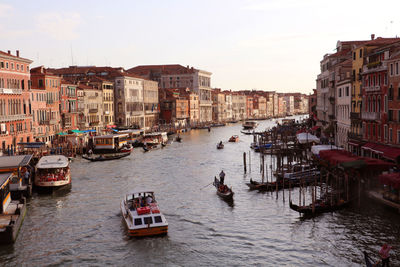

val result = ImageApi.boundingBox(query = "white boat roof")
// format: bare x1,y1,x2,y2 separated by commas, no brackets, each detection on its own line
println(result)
125,190,155,196
94,134,129,138
36,155,69,169
144,132,167,136
311,145,343,155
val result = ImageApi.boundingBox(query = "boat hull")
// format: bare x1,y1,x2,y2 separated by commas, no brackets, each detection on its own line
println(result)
0,198,27,245
127,225,168,237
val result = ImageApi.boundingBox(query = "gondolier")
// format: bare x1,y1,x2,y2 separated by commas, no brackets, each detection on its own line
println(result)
219,170,225,184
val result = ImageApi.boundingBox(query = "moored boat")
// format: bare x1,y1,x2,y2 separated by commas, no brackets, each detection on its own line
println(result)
242,121,258,129
228,135,239,142
289,199,349,215
213,177,234,201
121,190,168,237
0,172,27,244
217,142,224,149
35,155,71,192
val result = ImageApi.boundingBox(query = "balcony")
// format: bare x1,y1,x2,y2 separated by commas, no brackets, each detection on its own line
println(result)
328,114,336,120
0,88,22,95
364,85,381,92
0,114,27,122
89,121,99,126
361,111,380,121
49,119,58,125
348,132,363,141
350,112,360,120
39,120,49,125
199,100,212,106
89,108,98,113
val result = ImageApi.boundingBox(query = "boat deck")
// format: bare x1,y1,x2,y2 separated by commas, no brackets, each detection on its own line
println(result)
0,201,21,228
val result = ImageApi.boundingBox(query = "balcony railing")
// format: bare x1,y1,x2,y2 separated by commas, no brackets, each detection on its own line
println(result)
89,121,99,126
0,114,27,122
361,111,380,121
0,88,22,95
50,119,58,125
39,120,49,125
364,85,381,92
350,112,360,120
89,108,98,113
348,132,363,140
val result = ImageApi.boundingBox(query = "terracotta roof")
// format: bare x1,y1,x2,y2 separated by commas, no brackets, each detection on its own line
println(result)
0,50,33,63
77,84,96,90
127,64,197,75
48,66,146,80
355,37,400,49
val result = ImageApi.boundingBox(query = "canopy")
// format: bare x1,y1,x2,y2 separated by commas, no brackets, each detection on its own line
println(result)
17,142,45,149
362,142,400,162
296,133,320,144
82,129,96,133
311,145,343,155
71,129,85,133
57,132,68,135
379,172,400,189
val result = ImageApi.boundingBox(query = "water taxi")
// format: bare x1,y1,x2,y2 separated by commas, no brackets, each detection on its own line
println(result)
0,172,27,244
229,135,239,142
34,155,71,192
242,121,258,129
121,190,168,237
118,129,144,146
143,132,168,147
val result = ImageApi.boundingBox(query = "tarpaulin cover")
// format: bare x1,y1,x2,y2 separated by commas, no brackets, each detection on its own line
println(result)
296,133,320,144
379,172,400,189
311,145,343,155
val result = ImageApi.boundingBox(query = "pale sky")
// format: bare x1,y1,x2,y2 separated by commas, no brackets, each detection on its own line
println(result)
1,0,399,94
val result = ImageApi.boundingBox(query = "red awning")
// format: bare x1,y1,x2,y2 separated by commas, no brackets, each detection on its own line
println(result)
379,172,400,189
362,143,400,161
311,126,320,131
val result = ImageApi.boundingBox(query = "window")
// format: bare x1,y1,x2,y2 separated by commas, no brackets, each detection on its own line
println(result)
154,216,162,223
397,62,399,75
346,86,349,96
17,64,19,70
134,218,142,226
398,130,400,144
5,62,8,69
143,217,153,224
398,110,400,123
398,87,400,100
390,128,393,142
353,52,356,60
389,110,394,121
0,62,3,68
339,88,342,97
359,49,362,58
11,63,14,70
390,64,394,76
384,125,388,140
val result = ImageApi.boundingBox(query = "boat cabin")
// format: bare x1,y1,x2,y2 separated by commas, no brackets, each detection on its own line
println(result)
143,132,168,145
243,121,258,129
36,155,70,183
0,155,34,194
118,129,143,144
93,134,129,151
0,172,12,214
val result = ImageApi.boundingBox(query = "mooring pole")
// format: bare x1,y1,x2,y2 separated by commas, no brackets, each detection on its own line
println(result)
243,152,247,173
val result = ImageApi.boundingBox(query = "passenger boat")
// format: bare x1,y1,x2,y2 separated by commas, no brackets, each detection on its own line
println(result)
213,177,234,201
289,199,349,215
241,130,253,135
0,155,34,199
118,129,144,146
229,135,239,142
242,121,258,129
91,134,129,154
0,172,27,244
217,142,224,149
120,190,168,237
35,155,71,191
120,144,133,153
82,152,131,161
283,165,320,180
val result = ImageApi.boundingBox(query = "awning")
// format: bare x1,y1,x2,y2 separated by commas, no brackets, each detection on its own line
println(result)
348,140,365,147
71,129,84,133
379,172,400,189
57,132,68,135
362,143,400,161
296,133,320,144
82,129,96,133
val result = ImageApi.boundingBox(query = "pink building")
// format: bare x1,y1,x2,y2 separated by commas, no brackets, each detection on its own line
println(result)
0,50,33,154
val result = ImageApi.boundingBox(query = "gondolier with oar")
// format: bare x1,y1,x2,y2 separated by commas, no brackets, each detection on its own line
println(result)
219,170,225,185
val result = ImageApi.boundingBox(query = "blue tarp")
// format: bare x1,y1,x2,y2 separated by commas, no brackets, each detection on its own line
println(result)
82,129,96,133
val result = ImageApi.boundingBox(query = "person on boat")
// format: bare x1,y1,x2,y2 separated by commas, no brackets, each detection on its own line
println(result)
24,168,30,183
219,141,223,146
219,170,225,185
146,195,153,205
379,243,392,267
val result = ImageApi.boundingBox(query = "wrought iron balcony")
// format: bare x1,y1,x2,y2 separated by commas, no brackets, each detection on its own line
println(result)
0,88,22,94
89,108,98,113
0,114,27,122
350,112,360,120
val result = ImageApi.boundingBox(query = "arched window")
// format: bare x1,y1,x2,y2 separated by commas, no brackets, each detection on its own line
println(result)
372,96,376,112
377,96,381,112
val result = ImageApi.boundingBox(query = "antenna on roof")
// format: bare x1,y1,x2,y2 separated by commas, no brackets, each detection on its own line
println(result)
70,44,74,66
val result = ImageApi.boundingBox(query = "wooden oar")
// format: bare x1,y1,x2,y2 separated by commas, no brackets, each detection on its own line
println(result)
200,181,214,190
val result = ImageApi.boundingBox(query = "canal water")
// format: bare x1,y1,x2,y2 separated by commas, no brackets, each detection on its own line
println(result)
1,115,399,266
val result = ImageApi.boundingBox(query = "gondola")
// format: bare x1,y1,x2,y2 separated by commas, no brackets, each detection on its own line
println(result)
213,177,234,201
289,199,349,215
241,130,253,135
176,136,182,142
245,179,268,190
217,143,224,149
82,152,131,162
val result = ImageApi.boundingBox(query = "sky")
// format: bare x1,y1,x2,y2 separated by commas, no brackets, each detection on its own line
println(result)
1,0,399,94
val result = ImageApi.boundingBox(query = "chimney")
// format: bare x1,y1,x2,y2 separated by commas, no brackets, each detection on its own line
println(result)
16,50,19,57
371,34,375,40
7,50,10,55
187,65,189,69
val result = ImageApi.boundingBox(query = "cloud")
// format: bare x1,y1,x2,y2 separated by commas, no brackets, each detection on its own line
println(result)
36,12,81,41
0,3,12,17
242,0,321,11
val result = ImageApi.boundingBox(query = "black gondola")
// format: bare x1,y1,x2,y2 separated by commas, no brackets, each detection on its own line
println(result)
217,142,224,149
213,177,234,201
176,136,182,142
82,152,131,161
289,199,349,215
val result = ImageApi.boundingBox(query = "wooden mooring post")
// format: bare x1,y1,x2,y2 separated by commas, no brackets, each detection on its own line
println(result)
243,152,247,173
